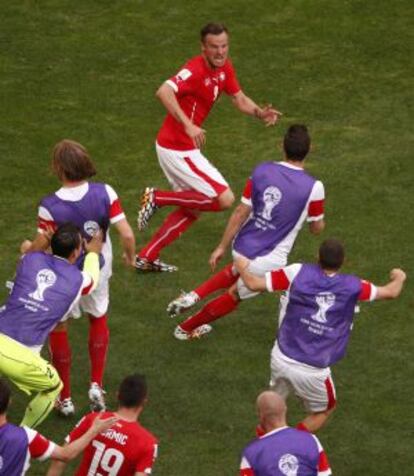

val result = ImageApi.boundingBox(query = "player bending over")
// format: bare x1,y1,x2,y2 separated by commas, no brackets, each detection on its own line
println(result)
0,224,102,427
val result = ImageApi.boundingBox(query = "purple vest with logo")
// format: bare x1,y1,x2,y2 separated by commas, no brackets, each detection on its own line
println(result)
41,182,110,268
278,264,362,368
40,183,110,240
233,162,316,259
0,252,83,347
0,423,31,476
242,427,320,476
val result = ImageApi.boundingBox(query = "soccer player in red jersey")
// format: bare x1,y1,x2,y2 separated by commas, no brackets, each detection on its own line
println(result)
136,22,282,272
0,378,117,476
47,374,158,476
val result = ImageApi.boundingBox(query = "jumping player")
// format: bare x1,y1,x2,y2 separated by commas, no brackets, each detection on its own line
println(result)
24,139,136,415
235,239,406,432
47,374,158,476
167,125,325,340
0,224,102,427
136,22,281,272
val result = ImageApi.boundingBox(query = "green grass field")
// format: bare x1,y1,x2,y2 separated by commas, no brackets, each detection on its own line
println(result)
1,1,413,474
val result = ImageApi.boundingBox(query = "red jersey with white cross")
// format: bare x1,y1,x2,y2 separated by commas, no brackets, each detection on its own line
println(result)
157,55,241,150
67,412,158,476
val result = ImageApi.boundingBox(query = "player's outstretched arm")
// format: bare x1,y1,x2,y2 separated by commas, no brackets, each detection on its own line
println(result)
46,415,118,475
231,91,282,126
114,218,136,267
234,255,267,291
156,82,206,148
209,203,251,271
375,268,406,300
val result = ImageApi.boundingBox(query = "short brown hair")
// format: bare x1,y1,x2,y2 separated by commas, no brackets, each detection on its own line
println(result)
200,23,229,41
319,239,345,270
52,139,96,181
283,125,311,161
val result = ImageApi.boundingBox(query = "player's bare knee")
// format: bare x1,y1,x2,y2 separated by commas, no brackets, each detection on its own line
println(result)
218,190,235,210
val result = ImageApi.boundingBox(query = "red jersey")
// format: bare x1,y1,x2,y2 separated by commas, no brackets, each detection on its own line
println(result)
67,412,158,476
157,55,241,150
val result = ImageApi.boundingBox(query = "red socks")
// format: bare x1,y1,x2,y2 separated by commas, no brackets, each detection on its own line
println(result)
88,315,109,387
154,190,221,211
49,329,72,400
180,292,238,332
139,208,198,261
195,263,239,300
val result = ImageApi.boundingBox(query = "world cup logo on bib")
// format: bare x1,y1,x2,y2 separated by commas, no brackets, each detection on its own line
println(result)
84,220,99,237
311,292,336,323
278,453,299,476
29,269,57,302
261,186,282,221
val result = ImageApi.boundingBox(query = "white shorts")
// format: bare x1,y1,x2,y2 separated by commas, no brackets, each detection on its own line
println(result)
270,342,337,413
232,250,286,300
69,256,112,320
156,143,229,198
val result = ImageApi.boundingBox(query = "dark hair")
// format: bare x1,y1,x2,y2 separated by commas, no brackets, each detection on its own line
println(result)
319,239,345,270
118,374,148,408
51,223,82,259
283,124,311,161
52,139,97,181
0,378,11,414
200,23,228,41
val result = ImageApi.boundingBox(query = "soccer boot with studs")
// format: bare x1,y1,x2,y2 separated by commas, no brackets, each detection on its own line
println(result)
173,324,212,341
167,291,200,317
135,257,178,273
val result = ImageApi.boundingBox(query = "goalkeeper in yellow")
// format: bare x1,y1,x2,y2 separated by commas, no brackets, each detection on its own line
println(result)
0,223,101,427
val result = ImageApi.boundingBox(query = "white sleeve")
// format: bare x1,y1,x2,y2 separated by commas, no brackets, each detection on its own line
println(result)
310,180,325,201
37,206,55,233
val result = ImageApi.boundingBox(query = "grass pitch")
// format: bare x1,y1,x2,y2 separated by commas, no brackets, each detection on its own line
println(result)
1,1,413,475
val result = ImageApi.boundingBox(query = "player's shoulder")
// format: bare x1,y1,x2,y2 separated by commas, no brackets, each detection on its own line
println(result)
252,161,278,175
182,55,204,73
131,421,158,445
224,57,236,71
40,190,60,207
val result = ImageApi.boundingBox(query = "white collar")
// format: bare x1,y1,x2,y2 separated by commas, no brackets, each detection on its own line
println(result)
278,161,304,171
259,426,289,439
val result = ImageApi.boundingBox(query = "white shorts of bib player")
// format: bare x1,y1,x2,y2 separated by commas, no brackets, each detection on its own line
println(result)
232,250,286,300
156,143,229,198
269,342,336,413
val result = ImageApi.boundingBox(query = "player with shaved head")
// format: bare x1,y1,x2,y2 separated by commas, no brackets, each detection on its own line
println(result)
240,391,331,475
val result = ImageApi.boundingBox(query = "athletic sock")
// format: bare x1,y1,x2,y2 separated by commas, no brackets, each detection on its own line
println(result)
138,208,198,261
88,315,109,387
180,292,238,332
194,263,239,300
154,190,221,211
49,329,71,400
